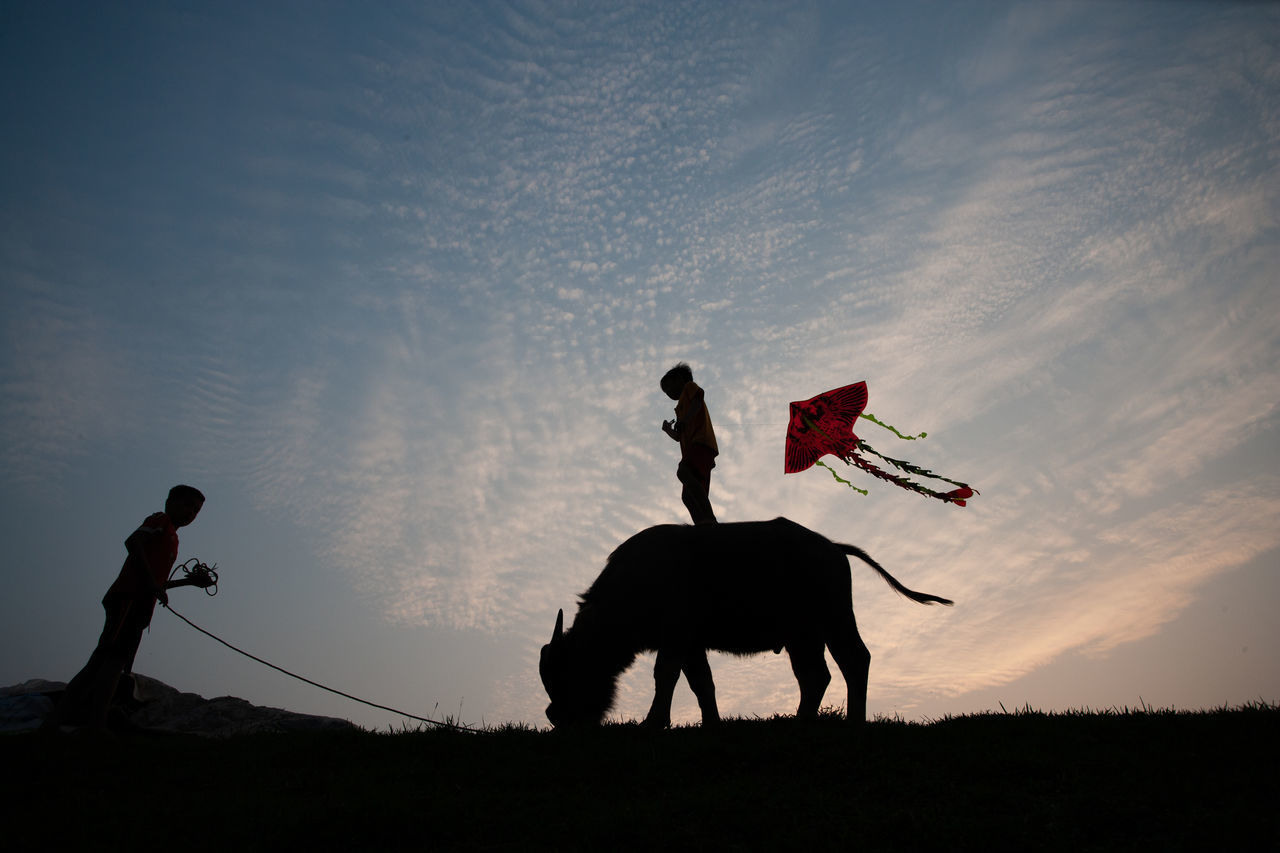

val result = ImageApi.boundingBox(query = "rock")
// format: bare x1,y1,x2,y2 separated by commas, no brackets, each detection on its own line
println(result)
0,680,59,733
1,675,358,736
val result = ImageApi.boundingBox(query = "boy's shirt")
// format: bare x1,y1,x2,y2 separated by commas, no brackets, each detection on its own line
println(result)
103,512,180,616
675,381,719,456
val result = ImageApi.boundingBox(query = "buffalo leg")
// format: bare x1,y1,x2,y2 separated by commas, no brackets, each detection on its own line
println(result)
681,650,720,726
787,642,831,718
643,649,682,728
827,616,871,722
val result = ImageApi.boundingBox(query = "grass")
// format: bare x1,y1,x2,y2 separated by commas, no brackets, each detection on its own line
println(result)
6,702,1277,851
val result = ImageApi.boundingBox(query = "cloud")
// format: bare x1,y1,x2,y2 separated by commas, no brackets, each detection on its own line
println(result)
0,265,135,492
4,1,1277,727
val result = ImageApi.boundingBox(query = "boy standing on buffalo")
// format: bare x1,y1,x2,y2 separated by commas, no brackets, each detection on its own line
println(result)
46,484,212,730
660,363,719,525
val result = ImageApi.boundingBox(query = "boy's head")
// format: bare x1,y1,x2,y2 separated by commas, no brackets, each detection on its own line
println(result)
166,484,206,527
661,363,694,400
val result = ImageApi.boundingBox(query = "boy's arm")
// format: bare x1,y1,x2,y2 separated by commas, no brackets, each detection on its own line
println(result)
166,575,214,590
662,419,681,441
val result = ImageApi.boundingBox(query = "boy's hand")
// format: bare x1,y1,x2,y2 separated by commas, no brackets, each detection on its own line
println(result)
662,419,681,440
154,587,170,607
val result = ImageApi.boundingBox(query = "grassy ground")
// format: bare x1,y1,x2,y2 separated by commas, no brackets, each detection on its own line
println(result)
6,703,1276,851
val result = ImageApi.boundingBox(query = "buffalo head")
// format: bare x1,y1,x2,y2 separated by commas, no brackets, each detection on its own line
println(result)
539,608,612,728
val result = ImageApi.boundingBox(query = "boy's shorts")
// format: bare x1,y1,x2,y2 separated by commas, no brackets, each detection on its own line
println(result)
678,443,718,484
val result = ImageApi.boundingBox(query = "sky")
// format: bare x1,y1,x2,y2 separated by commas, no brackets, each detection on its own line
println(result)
2,0,1277,731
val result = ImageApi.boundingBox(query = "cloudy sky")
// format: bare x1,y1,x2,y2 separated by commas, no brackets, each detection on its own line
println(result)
3,1,1277,730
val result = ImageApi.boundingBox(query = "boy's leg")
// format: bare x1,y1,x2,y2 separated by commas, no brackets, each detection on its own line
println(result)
677,450,717,524
80,651,130,729
87,613,147,728
48,604,124,728
46,648,103,728
56,602,146,729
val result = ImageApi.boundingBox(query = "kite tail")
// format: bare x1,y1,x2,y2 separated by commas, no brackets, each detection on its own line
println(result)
842,451,975,506
861,412,927,440
856,440,976,492
815,460,869,496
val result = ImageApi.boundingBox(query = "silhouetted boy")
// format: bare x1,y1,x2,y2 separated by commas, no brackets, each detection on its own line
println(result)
47,485,212,730
661,363,719,524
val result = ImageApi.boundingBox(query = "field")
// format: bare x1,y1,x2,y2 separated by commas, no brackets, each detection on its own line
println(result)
6,704,1276,851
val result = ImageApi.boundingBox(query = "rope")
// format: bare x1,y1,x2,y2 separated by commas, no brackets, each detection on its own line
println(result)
172,558,219,595
162,603,483,733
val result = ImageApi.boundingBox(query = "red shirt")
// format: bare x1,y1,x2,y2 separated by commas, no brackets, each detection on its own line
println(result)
674,381,718,456
103,512,179,617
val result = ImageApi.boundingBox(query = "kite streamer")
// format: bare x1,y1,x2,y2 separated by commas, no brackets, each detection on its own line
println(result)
785,381,977,506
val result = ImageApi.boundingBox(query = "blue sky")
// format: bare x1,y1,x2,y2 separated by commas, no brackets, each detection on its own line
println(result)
2,0,1277,729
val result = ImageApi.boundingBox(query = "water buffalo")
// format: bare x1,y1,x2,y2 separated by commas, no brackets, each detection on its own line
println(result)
539,517,953,728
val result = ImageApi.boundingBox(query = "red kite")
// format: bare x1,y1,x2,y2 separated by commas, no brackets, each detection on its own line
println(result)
785,381,976,506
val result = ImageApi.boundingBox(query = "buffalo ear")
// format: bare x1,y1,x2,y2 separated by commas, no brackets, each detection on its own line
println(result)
552,609,564,643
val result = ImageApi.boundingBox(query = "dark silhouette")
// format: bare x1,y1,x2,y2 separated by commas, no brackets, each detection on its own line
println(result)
660,362,718,524
45,485,213,731
539,517,952,728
